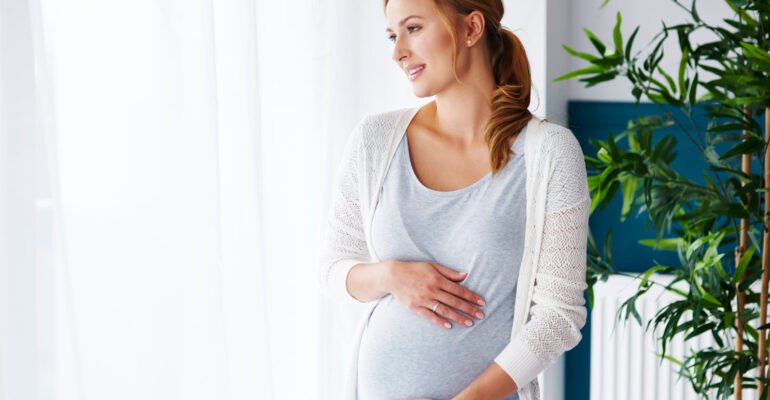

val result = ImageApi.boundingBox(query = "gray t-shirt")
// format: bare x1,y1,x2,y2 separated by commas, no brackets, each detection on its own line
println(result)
357,125,527,400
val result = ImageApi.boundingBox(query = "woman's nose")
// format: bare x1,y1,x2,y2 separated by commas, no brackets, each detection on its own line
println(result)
391,39,408,64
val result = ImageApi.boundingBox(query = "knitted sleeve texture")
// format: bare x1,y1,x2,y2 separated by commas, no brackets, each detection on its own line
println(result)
318,117,372,305
494,124,591,389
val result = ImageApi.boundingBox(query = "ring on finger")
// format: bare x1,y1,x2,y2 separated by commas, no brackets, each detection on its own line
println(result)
431,301,441,313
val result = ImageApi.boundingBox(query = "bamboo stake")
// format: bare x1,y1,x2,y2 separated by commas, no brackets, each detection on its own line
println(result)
757,104,770,400
762,106,770,400
736,220,746,400
736,106,751,400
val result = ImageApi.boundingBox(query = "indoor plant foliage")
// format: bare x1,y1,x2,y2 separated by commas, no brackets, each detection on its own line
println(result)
559,0,770,398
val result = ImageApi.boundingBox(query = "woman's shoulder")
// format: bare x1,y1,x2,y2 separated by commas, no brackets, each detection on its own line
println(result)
357,106,415,132
344,107,416,171
528,117,584,159
351,106,416,147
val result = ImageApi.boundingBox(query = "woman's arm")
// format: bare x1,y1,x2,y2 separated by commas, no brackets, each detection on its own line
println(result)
454,199,590,400
345,261,393,302
456,127,591,399
452,362,518,399
493,196,590,389
318,116,379,305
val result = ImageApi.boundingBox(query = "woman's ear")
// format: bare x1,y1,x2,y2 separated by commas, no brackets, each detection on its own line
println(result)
462,10,486,44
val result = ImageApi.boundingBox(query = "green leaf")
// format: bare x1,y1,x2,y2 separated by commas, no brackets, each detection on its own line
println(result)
620,177,637,221
688,73,698,105
651,136,675,163
562,44,599,62
684,322,715,341
647,92,667,104
740,42,770,72
599,166,620,186
711,327,724,347
637,265,668,287
656,66,677,94
659,88,685,108
554,65,606,82
655,353,684,367
686,235,710,260
597,147,612,163
733,245,755,284
723,96,764,107
677,47,689,101
707,122,748,134
589,189,602,215
625,26,640,62
719,134,764,160
726,1,757,28
638,238,682,251
666,285,688,298
607,132,622,159
598,180,620,211
583,27,606,55
612,12,624,59
582,72,619,87
690,0,700,23
694,278,721,307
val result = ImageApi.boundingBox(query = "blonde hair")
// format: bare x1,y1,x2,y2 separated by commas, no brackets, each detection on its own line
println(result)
384,0,533,175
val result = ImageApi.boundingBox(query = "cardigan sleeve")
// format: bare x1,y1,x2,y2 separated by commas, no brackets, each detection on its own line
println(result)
493,127,591,388
318,117,375,305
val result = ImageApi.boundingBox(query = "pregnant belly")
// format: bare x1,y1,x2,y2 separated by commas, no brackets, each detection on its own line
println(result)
357,294,516,400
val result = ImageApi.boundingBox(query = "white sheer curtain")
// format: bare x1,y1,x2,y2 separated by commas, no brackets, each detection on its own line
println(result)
1,0,558,398
0,0,418,399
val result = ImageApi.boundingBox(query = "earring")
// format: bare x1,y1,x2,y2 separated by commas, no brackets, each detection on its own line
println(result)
467,39,472,46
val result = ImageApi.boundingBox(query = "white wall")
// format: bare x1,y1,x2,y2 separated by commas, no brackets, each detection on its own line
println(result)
501,1,548,120
545,0,572,126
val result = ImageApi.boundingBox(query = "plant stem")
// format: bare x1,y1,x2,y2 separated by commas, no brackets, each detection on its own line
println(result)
761,106,770,400
735,106,752,400
757,108,770,400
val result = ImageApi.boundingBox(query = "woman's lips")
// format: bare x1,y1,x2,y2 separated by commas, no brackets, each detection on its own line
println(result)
408,65,425,81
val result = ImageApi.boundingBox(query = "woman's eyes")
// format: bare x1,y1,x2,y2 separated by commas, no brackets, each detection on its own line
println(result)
388,26,420,42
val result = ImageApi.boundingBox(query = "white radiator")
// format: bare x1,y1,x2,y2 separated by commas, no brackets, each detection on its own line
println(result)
590,274,757,400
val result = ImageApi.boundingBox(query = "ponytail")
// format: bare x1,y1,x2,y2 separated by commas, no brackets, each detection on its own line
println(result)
485,27,533,175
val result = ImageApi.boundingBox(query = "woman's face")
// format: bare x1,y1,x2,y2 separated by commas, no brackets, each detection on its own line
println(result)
385,0,464,98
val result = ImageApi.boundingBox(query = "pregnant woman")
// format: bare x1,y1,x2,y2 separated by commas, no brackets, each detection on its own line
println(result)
319,0,590,399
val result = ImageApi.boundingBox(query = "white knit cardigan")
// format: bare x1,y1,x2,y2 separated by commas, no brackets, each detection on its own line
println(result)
319,105,591,400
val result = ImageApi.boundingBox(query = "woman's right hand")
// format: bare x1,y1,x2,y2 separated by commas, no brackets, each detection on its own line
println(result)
384,260,486,329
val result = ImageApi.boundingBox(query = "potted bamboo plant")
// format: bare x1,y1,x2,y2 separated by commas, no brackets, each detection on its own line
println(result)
559,0,770,398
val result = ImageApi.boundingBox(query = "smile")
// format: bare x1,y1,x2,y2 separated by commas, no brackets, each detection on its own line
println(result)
408,65,425,81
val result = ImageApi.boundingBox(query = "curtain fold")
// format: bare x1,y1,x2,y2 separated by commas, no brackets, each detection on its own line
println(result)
1,0,418,398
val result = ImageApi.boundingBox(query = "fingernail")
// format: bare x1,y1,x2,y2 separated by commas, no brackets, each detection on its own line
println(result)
476,312,484,319
444,322,452,329
477,299,485,306
465,320,473,327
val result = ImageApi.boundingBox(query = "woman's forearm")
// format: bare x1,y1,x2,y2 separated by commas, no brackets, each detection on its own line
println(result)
345,261,393,302
453,362,518,400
